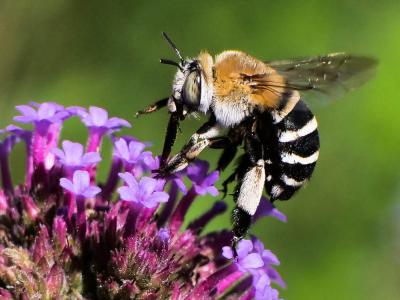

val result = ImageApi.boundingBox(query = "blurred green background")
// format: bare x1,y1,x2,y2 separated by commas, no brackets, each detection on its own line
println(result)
0,0,399,299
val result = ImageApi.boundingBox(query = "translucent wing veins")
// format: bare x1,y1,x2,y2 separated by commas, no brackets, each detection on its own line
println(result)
265,53,378,100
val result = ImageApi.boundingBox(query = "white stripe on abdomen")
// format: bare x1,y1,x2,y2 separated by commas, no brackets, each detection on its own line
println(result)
281,150,319,165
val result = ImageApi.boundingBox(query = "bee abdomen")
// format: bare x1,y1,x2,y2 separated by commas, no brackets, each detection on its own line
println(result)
263,96,320,201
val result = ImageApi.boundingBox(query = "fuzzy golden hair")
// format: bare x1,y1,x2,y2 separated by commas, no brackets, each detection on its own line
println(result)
210,50,286,110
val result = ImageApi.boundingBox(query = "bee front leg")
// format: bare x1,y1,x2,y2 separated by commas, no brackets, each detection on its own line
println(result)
231,131,265,248
157,119,223,177
135,97,169,118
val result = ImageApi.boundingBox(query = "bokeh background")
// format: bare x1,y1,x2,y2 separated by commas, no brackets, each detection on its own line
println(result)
0,1,399,299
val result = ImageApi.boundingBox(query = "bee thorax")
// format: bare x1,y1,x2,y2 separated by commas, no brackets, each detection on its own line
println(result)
213,100,253,127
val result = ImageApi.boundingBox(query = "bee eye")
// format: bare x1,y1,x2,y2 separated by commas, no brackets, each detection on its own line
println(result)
182,71,201,108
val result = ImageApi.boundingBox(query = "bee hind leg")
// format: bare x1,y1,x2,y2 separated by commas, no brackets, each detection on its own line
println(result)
231,132,265,253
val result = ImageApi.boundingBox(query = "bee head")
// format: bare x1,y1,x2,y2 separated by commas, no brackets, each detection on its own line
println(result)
160,33,212,114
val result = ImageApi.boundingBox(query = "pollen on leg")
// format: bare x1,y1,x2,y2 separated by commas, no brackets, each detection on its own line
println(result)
237,164,265,216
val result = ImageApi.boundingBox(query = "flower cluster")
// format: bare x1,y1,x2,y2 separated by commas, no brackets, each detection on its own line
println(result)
0,102,285,299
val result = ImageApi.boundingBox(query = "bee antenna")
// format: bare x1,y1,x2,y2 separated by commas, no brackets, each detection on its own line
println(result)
160,58,181,69
162,32,185,64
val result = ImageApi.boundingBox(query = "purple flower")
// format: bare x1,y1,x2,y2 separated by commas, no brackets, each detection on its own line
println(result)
222,239,264,273
52,140,101,169
78,106,131,131
158,227,170,241
60,170,101,198
146,155,187,194
66,106,86,115
252,237,285,288
113,138,152,177
14,103,69,124
78,108,131,182
114,138,147,163
13,102,71,170
118,172,169,208
223,238,284,299
187,160,219,196
254,273,280,300
253,196,287,223
0,102,285,300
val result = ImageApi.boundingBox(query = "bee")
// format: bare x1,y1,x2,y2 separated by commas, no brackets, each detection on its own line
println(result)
137,32,377,246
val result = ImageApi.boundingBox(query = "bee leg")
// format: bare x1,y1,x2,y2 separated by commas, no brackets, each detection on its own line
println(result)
231,132,265,251
220,171,237,200
216,125,244,171
160,111,181,166
158,98,187,166
135,97,169,118
157,118,223,177
216,143,238,172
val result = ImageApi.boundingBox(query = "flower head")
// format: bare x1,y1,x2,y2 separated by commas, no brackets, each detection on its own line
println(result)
222,238,284,299
0,102,285,299
113,137,152,177
118,172,169,208
145,155,187,194
222,239,264,272
60,170,101,198
187,160,219,196
78,106,131,131
52,140,101,169
14,103,70,124
252,236,286,288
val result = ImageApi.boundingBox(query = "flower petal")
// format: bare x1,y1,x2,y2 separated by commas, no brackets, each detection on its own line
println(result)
240,253,264,269
262,249,280,265
266,267,286,288
173,178,187,194
203,171,219,187
13,116,36,124
59,178,75,193
66,106,86,115
81,152,101,166
37,103,56,120
128,141,146,160
139,177,157,197
207,186,219,197
114,138,130,161
106,117,131,129
143,155,159,170
154,179,166,192
51,148,66,161
147,192,169,204
82,186,101,198
117,186,135,201
253,197,287,224
89,106,108,126
118,172,138,189
222,246,234,259
194,185,207,195
63,141,84,164
237,239,253,258
187,160,209,183
72,170,90,194
15,105,37,118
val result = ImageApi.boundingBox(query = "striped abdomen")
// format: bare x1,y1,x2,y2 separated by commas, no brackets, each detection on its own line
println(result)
258,90,320,201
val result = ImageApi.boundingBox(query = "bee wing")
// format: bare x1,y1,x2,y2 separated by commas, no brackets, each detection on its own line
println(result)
265,53,378,102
